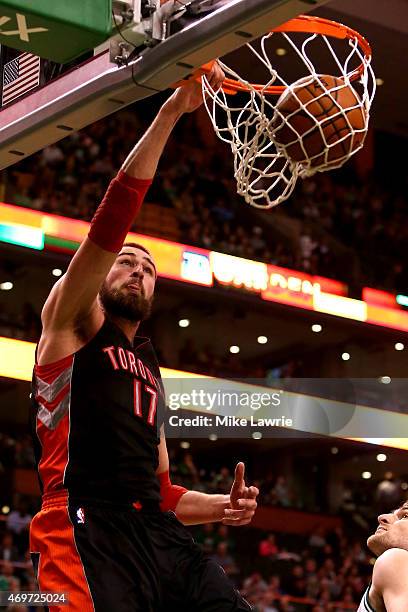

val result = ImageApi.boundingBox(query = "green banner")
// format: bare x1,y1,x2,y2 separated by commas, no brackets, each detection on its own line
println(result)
0,1,112,63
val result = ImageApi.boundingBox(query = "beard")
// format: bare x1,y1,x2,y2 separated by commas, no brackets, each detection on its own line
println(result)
99,281,153,323
367,532,387,556
367,529,400,557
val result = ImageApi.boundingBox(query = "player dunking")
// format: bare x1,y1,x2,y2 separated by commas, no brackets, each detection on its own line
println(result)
357,501,408,611
29,64,258,611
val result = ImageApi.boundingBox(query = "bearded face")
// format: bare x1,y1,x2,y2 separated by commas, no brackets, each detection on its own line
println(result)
99,246,156,324
99,279,153,323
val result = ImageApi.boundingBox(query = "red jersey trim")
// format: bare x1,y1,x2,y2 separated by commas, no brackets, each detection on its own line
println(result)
34,354,74,494
35,353,74,381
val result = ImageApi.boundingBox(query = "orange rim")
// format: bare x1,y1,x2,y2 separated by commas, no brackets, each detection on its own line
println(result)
197,15,372,95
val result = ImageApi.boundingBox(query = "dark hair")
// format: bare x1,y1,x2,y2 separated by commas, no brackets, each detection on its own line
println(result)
122,242,152,257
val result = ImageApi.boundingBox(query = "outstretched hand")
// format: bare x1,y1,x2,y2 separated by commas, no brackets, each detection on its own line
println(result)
168,62,225,114
223,462,259,526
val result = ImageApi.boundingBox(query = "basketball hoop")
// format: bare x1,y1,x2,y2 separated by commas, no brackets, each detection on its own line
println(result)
200,15,376,209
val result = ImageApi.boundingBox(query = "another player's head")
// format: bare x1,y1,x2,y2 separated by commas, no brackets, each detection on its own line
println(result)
99,243,156,322
367,501,408,556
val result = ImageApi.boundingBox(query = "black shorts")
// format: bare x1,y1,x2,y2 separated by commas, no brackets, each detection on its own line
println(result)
30,491,252,612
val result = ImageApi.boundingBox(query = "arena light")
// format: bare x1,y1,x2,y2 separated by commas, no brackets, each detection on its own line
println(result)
395,342,405,351
181,251,213,286
311,324,322,332
341,352,350,361
178,319,190,328
314,292,367,322
0,337,36,381
0,281,13,291
379,376,391,385
376,453,387,462
331,446,339,454
252,432,262,440
229,345,240,354
0,222,44,250
375,77,384,86
275,47,287,56
366,305,408,333
257,335,268,344
210,251,268,291
180,441,190,449
52,268,63,277
1,506,10,514
362,288,396,308
396,294,408,307
362,471,372,479
209,434,218,441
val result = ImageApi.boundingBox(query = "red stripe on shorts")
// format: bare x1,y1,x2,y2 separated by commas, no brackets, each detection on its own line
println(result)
30,493,94,611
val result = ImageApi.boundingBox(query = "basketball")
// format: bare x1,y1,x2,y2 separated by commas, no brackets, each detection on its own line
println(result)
270,74,367,168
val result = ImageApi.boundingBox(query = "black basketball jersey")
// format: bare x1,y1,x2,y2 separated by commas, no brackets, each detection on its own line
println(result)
30,319,166,504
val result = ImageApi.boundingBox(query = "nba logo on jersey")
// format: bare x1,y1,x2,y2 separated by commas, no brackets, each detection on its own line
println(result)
76,507,85,524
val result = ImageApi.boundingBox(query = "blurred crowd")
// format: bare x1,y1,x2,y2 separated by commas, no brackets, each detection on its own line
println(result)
169,450,407,521
286,173,408,293
193,523,373,611
0,302,41,343
0,433,35,471
2,103,407,294
2,435,389,612
0,499,37,602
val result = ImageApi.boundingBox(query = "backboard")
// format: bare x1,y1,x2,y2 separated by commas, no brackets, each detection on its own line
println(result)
0,0,331,170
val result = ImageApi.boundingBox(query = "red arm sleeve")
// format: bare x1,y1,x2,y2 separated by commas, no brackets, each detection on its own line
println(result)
158,470,188,512
88,170,152,253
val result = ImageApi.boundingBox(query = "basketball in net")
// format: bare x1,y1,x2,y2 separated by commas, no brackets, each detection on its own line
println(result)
200,15,376,209
270,74,366,170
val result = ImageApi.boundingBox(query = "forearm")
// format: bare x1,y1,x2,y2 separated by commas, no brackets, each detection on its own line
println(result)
88,98,180,252
122,97,182,179
175,491,230,525
122,63,225,178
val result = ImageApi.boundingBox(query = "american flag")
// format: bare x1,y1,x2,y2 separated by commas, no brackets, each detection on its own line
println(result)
2,52,40,106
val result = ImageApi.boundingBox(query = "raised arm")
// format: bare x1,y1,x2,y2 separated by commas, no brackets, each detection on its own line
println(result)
40,65,225,340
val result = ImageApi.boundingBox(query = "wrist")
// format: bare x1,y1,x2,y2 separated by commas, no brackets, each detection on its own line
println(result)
213,494,231,522
161,96,184,121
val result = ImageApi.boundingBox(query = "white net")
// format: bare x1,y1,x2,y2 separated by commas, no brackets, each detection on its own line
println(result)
202,19,376,209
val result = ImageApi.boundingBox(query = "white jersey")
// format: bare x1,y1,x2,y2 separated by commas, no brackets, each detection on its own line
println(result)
357,585,376,612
